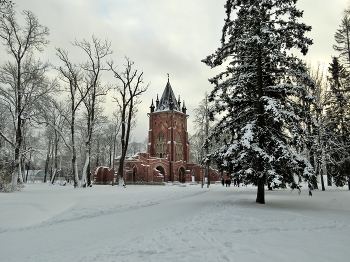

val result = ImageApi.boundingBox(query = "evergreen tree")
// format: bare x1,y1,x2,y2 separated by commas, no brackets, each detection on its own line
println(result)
325,57,350,188
202,0,315,203
333,14,350,68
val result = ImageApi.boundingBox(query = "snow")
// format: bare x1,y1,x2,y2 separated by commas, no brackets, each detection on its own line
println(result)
0,183,349,262
241,123,254,148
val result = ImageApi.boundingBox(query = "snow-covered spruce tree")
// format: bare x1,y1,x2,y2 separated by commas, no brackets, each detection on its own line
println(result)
202,0,315,203
324,57,350,188
333,13,350,68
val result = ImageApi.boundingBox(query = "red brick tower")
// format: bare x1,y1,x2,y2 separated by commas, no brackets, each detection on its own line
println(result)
109,76,221,185
147,77,189,181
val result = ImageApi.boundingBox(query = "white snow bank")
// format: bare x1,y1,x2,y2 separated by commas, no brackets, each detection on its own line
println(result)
0,183,349,262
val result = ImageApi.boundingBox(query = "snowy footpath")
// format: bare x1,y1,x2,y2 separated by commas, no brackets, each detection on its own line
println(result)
0,183,349,262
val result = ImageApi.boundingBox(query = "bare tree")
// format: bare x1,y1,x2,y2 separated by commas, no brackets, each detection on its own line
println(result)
0,9,50,191
73,36,112,186
108,57,148,186
127,139,145,156
192,93,211,187
55,48,90,188
93,111,123,186
0,0,12,17
306,63,329,190
37,99,67,184
98,112,122,170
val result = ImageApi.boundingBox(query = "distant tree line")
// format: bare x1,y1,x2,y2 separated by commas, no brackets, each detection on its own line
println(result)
0,3,148,191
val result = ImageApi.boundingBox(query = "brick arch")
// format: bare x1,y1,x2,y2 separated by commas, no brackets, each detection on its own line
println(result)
156,165,165,175
132,165,138,182
178,166,186,183
157,131,165,141
155,165,166,181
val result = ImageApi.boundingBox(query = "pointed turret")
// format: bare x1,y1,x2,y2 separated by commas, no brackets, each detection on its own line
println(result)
150,99,155,113
156,94,159,107
182,100,187,114
155,76,181,112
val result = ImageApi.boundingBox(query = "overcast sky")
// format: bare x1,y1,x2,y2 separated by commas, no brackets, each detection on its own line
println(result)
2,0,349,142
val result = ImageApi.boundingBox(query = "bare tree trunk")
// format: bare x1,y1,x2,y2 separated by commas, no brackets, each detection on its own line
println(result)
71,114,79,187
327,170,332,186
25,151,32,183
81,148,89,187
44,140,51,183
205,95,210,188
117,157,125,187
319,162,325,191
50,132,59,184
12,59,22,191
111,130,116,186
87,161,91,186
81,114,93,187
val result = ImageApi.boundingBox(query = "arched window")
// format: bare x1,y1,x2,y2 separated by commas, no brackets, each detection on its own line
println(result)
176,133,182,161
157,132,165,141
156,132,166,158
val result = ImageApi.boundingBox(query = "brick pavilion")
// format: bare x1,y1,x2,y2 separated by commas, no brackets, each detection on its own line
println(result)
112,77,221,184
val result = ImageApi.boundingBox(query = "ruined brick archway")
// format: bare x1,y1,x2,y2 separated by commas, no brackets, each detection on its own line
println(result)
178,166,186,183
155,165,166,181
132,165,137,182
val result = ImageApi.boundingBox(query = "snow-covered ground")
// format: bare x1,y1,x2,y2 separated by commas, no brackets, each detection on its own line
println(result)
0,182,349,262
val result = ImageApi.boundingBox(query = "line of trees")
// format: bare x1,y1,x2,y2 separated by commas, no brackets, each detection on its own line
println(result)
0,4,148,191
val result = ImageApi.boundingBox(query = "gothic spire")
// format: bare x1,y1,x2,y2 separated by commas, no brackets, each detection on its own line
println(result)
182,100,187,114
150,99,155,113
155,76,181,112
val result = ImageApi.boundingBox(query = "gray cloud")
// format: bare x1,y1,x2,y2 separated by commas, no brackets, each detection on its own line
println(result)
1,0,348,141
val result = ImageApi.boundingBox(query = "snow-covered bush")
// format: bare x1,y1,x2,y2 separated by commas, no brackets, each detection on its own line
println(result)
0,170,24,192
0,170,11,192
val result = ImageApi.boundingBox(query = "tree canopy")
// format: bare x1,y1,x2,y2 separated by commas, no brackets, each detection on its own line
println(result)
202,0,316,203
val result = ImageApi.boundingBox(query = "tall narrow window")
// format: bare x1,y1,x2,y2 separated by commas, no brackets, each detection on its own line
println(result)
176,133,182,161
156,132,166,158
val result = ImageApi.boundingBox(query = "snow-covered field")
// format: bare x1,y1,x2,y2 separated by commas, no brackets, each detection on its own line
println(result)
0,182,349,262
